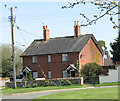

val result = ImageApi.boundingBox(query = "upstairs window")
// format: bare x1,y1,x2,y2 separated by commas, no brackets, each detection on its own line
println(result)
32,56,37,63
48,55,51,62
62,54,68,62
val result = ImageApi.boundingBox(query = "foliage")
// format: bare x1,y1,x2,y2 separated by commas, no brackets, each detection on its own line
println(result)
44,80,49,86
28,72,33,81
61,80,72,85
26,84,31,88
98,40,110,58
62,1,119,29
64,80,72,85
1,44,23,78
110,37,120,63
81,63,104,77
32,83,38,88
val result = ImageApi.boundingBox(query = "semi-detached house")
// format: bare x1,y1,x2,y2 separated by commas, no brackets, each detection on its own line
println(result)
21,21,103,79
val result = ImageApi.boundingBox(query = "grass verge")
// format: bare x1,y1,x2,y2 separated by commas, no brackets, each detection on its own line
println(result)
34,87,118,100
94,82,119,87
2,84,83,95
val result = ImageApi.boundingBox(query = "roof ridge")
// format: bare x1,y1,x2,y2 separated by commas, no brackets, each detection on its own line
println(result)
34,34,92,41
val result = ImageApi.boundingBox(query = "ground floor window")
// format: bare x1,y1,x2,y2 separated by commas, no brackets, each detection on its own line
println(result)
33,72,38,79
48,71,52,79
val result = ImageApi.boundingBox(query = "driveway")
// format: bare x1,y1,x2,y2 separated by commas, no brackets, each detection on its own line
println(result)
2,86,118,100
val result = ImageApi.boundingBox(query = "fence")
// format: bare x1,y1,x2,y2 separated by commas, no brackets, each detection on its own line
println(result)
5,77,82,88
83,76,99,84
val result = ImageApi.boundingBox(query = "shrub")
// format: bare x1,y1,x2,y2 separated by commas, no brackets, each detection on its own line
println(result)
26,84,31,88
61,80,64,83
65,80,72,85
28,72,33,81
43,80,50,87
32,83,38,88
81,63,104,77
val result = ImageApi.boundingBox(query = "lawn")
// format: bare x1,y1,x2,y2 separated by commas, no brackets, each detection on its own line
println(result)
2,84,83,95
95,82,119,87
35,87,118,99
2,82,119,95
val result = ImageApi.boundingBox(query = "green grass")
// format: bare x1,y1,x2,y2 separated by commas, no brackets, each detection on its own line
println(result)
95,82,119,87
2,84,83,95
2,82,119,95
35,87,118,99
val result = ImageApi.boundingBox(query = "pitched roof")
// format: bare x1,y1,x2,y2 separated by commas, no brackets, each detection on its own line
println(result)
104,58,115,66
21,34,102,56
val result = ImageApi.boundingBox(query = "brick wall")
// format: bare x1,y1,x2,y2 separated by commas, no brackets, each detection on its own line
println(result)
79,38,102,67
23,53,79,79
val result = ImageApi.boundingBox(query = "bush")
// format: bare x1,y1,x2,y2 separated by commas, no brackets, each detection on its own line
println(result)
32,83,38,88
43,80,50,87
81,63,104,77
26,84,31,88
61,80,72,85
65,80,72,85
28,72,33,81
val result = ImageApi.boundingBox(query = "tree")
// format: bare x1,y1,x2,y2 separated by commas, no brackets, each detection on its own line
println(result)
62,1,119,31
98,40,110,58
110,37,120,63
1,44,23,78
81,63,104,77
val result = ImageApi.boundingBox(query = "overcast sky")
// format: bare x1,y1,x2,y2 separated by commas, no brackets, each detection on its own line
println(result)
0,1,118,57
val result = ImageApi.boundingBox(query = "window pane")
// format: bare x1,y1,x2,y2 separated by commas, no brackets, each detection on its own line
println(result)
32,56,37,63
48,55,51,62
48,71,51,79
62,54,68,61
33,72,38,79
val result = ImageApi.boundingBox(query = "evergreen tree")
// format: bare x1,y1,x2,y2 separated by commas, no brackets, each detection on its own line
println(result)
110,37,120,63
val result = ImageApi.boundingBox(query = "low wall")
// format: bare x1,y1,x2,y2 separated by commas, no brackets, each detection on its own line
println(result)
99,66,120,84
5,77,82,88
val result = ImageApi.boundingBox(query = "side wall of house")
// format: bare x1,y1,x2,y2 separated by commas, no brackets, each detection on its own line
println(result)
23,52,79,79
79,38,103,67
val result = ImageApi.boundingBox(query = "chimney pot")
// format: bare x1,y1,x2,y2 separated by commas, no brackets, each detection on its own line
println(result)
43,26,45,29
74,21,76,26
77,21,80,26
43,25,50,41
46,25,48,29
74,21,81,37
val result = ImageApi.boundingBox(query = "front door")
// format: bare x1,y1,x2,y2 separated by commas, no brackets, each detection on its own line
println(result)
70,71,75,77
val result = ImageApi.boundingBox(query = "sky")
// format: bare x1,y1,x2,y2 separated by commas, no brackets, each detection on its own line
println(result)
0,1,118,57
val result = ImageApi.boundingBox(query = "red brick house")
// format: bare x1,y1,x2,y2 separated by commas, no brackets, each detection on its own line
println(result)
21,21,103,79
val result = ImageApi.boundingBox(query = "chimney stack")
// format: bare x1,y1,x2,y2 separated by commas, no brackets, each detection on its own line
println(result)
43,25,50,41
74,21,81,37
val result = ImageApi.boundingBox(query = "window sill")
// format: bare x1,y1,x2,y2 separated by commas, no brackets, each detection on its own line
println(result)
32,63,37,64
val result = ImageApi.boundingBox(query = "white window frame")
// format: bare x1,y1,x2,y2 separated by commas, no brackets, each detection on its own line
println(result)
48,71,52,79
33,72,38,79
32,56,37,64
48,55,51,62
62,54,68,62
